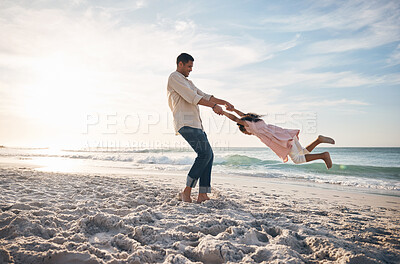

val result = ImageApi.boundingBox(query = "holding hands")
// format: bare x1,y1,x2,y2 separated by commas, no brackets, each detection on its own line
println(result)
225,102,234,111
212,104,223,115
224,102,245,117
212,101,235,115
208,97,235,115
211,101,234,115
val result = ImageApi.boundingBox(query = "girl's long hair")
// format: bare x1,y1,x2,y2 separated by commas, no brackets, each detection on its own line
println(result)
237,113,263,134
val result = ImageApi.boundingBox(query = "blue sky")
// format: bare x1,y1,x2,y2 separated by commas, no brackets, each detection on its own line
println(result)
0,0,399,148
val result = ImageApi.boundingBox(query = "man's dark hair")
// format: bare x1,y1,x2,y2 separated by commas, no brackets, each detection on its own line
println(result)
177,53,194,65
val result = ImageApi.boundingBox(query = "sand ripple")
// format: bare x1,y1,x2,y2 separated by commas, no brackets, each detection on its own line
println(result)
0,167,399,263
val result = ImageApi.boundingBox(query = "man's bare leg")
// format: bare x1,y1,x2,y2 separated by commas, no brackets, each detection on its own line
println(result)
180,187,192,203
306,135,335,152
197,193,210,203
305,152,332,169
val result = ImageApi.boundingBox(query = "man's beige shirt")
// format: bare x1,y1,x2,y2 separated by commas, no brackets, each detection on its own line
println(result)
167,71,212,135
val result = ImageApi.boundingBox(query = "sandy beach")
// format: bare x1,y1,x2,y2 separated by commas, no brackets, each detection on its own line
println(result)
0,162,399,264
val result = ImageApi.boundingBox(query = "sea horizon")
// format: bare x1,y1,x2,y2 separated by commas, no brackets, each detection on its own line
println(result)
1,145,399,197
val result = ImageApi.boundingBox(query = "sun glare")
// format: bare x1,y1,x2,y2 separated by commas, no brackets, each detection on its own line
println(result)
23,52,99,124
34,156,84,173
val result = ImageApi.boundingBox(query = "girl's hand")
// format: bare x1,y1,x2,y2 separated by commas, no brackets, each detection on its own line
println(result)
225,102,234,111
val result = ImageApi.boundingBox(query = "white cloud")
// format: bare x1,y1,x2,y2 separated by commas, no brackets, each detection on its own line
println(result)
174,20,196,32
387,44,400,66
261,0,400,53
0,1,301,140
0,1,397,147
0,2,389,117
308,25,399,54
300,98,369,107
277,34,302,51
88,0,147,13
374,73,400,86
221,70,379,91
262,0,398,32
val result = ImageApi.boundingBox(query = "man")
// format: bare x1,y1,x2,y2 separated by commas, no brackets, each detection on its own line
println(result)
167,53,234,203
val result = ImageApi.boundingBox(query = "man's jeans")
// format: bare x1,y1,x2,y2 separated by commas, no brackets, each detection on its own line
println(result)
178,126,213,193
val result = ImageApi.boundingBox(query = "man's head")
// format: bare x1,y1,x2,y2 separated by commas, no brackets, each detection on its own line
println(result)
176,53,194,77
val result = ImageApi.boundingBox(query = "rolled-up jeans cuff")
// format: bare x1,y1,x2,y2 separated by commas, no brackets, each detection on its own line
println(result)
199,186,211,193
186,175,198,188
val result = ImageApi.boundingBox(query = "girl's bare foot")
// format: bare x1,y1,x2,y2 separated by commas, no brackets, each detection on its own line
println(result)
323,152,333,169
318,135,335,144
196,193,210,203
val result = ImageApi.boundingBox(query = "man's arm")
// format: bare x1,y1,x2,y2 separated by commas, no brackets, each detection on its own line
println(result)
169,74,203,105
209,96,234,111
198,98,223,115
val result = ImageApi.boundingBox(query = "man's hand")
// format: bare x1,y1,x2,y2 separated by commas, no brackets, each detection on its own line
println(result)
225,102,234,111
213,104,223,115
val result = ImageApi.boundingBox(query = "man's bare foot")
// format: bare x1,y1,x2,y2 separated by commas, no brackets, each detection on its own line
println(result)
196,193,210,203
179,187,192,203
318,135,335,144
179,192,192,203
323,152,332,169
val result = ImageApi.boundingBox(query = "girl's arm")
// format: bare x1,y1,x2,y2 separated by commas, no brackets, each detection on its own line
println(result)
222,111,248,126
232,108,245,117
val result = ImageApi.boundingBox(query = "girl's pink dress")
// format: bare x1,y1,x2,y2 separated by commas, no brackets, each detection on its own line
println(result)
245,120,300,163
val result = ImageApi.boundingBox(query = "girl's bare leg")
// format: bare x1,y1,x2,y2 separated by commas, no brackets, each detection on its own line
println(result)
305,152,332,169
306,135,335,152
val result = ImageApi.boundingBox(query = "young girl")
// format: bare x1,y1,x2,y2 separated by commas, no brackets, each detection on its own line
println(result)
222,108,335,169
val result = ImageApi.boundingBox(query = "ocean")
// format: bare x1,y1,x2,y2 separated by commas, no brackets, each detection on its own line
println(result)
1,146,399,196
